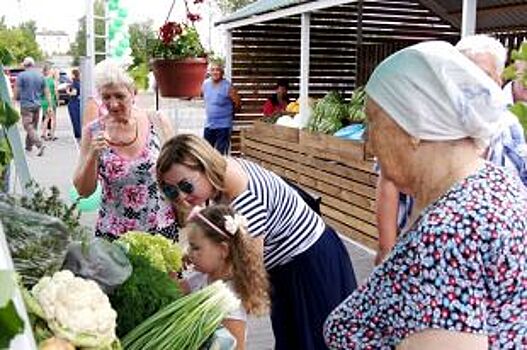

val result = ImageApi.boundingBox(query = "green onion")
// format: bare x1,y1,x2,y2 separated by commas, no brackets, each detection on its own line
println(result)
122,280,240,350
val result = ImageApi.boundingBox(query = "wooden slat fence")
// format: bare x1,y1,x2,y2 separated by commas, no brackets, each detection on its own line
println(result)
241,122,379,249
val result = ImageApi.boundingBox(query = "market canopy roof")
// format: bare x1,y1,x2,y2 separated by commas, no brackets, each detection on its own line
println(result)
217,0,527,32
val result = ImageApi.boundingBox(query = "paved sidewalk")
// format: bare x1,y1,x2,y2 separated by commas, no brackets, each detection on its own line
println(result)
19,93,375,349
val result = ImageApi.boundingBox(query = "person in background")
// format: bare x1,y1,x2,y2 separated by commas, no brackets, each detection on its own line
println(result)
202,61,241,155
67,68,82,141
262,80,291,119
373,34,527,265
73,59,178,240
180,204,269,350
40,65,58,141
156,134,357,350
14,56,49,156
324,40,526,349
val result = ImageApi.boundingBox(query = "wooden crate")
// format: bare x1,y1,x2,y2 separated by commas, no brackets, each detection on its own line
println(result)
241,123,379,250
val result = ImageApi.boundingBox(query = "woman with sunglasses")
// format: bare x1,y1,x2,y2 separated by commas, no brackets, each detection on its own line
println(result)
156,134,357,350
73,59,178,240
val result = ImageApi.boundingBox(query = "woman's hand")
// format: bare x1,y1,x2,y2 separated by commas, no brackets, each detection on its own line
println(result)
88,133,108,159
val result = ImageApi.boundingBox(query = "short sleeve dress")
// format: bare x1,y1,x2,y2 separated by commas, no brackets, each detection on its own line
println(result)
91,119,179,240
324,163,527,349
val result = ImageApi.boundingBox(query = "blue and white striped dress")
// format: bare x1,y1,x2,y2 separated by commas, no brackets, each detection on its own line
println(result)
231,159,326,270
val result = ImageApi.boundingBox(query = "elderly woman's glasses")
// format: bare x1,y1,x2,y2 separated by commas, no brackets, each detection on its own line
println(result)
160,180,194,201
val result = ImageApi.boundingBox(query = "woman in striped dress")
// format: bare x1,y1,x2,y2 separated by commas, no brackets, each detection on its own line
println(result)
156,134,357,350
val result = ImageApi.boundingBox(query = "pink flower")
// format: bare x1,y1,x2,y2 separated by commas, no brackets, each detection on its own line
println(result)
122,185,148,210
106,156,129,181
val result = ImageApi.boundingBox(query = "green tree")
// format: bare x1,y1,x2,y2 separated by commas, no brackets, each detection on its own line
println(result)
70,0,106,65
0,21,43,65
215,0,256,14
129,20,156,68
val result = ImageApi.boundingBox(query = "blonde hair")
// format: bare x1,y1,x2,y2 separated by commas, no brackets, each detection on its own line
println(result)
156,134,227,193
94,59,134,92
188,205,269,315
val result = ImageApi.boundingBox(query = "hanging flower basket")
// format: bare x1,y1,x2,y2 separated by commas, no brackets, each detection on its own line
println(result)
152,57,207,98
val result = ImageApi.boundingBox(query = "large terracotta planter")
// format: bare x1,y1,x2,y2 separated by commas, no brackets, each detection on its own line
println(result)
151,57,207,98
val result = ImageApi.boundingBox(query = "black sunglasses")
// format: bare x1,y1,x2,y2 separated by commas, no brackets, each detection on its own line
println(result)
160,180,194,201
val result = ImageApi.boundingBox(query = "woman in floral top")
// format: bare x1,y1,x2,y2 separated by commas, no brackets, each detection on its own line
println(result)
324,41,526,349
73,60,178,240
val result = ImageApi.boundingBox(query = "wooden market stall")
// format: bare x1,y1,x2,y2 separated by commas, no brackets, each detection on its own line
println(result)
217,0,527,248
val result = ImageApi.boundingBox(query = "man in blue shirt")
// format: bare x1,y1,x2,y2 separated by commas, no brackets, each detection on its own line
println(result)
14,57,50,156
201,62,241,154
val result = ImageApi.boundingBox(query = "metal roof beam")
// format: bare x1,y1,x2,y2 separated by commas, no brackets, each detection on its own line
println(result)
217,0,356,29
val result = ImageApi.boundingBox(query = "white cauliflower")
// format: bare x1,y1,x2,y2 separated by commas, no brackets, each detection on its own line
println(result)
32,270,118,348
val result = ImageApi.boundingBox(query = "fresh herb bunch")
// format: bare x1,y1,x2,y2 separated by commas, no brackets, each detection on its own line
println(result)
109,253,182,338
1,182,88,287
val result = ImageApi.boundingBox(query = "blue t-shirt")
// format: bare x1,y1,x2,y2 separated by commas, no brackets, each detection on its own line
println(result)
202,78,234,129
17,69,45,108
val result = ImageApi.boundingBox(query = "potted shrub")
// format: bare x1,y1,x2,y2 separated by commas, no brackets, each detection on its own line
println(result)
150,2,207,98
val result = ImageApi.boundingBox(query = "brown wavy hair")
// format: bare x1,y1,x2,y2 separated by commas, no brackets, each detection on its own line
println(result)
156,134,227,193
187,205,269,315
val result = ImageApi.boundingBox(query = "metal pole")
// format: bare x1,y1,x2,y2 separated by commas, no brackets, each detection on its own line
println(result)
461,0,477,37
85,0,95,100
300,12,311,123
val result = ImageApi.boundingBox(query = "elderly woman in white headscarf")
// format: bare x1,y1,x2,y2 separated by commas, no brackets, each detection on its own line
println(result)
324,41,526,349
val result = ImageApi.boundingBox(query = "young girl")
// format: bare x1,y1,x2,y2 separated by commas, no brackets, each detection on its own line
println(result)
180,204,269,350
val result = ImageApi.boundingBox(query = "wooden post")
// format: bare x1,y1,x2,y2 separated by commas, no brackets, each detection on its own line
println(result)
225,30,233,80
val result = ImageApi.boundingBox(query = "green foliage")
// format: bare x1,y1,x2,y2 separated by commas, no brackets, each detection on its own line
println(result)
128,20,156,68
503,41,527,86
0,21,43,63
151,25,205,60
0,271,24,349
70,0,105,65
109,254,182,338
510,102,527,132
128,62,149,90
215,0,257,14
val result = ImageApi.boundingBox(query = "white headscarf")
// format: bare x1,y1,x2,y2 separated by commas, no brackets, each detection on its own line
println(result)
365,41,509,147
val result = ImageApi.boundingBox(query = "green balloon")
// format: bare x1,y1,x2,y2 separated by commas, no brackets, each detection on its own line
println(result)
69,183,102,212
108,26,116,40
110,0,119,6
114,46,124,57
113,18,123,29
118,8,128,18
108,2,117,11
120,38,130,48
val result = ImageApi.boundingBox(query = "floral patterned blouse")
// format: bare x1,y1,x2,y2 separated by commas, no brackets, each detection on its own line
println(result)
324,163,527,349
90,119,178,240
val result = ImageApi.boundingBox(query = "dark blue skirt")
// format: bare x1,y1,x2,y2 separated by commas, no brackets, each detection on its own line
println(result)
269,226,357,350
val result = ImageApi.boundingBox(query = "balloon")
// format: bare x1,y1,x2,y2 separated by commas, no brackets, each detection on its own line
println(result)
113,18,123,29
108,2,118,11
108,26,116,40
120,38,130,48
118,8,128,18
114,46,124,57
69,183,102,212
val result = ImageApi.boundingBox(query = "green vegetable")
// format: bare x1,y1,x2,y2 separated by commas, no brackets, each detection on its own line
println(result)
123,280,240,350
109,253,182,338
117,231,183,273
348,86,367,123
308,91,347,134
0,271,24,348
